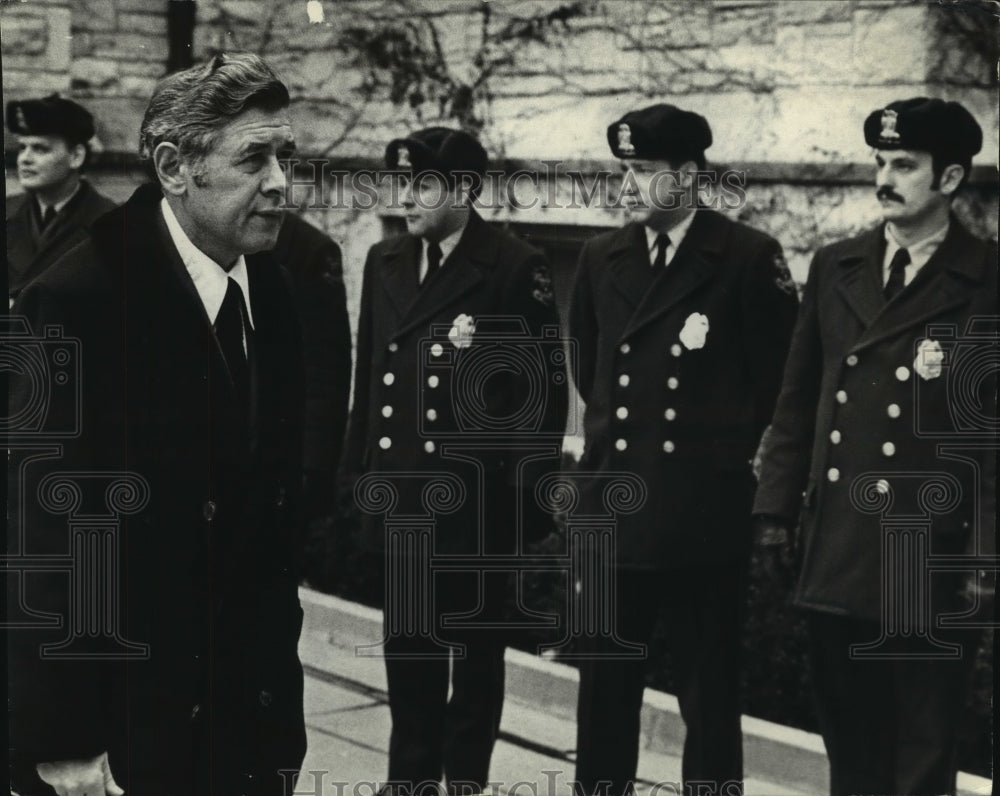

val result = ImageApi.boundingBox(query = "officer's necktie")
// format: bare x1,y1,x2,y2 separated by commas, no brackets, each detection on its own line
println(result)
652,232,671,272
883,247,910,302
424,241,443,284
215,278,250,395
39,205,56,231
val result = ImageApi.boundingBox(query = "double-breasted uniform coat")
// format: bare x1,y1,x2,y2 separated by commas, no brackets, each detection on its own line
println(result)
753,218,996,794
569,208,798,792
8,184,306,796
6,180,117,304
344,209,567,788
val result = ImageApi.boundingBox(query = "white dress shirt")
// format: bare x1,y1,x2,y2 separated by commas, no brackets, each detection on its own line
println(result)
644,209,697,268
420,226,464,283
882,221,949,288
160,198,255,351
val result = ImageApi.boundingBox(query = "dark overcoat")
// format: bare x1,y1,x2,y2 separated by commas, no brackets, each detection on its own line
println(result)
569,210,798,566
753,219,997,622
7,184,306,795
344,210,567,556
6,180,117,302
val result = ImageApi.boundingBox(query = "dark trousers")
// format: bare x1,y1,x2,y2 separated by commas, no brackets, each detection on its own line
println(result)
575,562,748,796
383,568,507,792
806,611,978,796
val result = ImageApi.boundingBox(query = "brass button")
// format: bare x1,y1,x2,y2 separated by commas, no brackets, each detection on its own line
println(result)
620,343,631,355
430,343,444,357
258,690,273,707
662,440,675,453
382,405,393,418
379,436,392,450
615,438,628,452
276,486,286,507
664,408,676,421
827,468,840,482
882,442,896,457
387,342,399,353
830,430,841,444
424,441,436,454
667,377,679,390
616,406,629,420
427,375,440,388
887,403,901,419
426,408,437,421
383,372,395,386
835,390,847,404
895,366,910,381
846,354,858,367
202,501,217,521
876,479,890,495
671,344,682,357
191,703,201,720
618,374,630,387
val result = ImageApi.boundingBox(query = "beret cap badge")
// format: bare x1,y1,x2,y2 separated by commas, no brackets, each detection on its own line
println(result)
15,106,27,129
879,109,900,143
617,124,636,157
396,145,411,168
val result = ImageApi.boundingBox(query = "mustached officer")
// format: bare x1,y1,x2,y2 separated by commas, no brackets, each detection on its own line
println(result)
754,97,994,796
570,104,799,795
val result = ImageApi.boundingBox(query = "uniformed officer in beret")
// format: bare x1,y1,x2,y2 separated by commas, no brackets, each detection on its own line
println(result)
6,94,116,305
343,127,567,794
754,98,995,794
569,104,798,794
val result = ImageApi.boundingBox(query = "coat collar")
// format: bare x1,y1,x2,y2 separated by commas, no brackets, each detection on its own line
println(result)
619,209,727,342
837,219,990,354
380,210,492,339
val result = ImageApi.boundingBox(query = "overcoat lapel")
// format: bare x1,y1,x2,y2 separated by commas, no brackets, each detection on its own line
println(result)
834,227,884,329
378,235,421,320
847,221,986,354
621,210,722,342
391,212,489,340
607,223,654,310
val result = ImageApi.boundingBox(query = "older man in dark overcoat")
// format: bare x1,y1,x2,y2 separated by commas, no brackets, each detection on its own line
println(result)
569,104,799,794
8,53,306,796
754,98,995,795
5,95,116,305
343,127,567,793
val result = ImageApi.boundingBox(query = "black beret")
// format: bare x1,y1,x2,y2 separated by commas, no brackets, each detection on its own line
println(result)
385,127,488,178
607,104,712,161
6,94,95,145
864,97,982,162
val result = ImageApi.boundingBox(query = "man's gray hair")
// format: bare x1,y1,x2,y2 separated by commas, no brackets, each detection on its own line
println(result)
139,52,289,181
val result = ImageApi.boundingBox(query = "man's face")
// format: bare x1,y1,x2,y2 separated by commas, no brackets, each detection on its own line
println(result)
16,135,83,194
402,172,464,241
179,106,294,266
874,149,947,227
619,158,691,226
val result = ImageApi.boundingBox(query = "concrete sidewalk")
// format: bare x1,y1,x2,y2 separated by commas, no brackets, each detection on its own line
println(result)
296,588,993,796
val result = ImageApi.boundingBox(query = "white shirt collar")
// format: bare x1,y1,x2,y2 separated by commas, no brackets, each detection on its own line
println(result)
644,209,697,267
420,224,465,282
883,221,949,286
160,198,254,328
38,182,81,218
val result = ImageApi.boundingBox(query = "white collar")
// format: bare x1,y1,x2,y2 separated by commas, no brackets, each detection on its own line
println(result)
883,220,949,274
160,198,254,328
644,209,697,265
421,222,466,280
38,182,81,217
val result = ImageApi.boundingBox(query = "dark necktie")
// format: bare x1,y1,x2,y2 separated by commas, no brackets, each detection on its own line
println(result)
652,232,671,272
424,241,443,284
883,247,910,302
39,205,56,231
215,278,250,395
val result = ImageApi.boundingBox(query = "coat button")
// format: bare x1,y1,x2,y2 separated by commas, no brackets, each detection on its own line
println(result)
202,501,217,521
662,440,675,453
895,366,910,381
876,479,890,495
618,374,630,387
430,343,444,357
620,343,631,355
258,690,273,707
827,467,840,482
846,354,858,367
427,375,440,388
276,486,286,507
887,403,901,418
383,372,395,386
191,703,201,720
424,441,436,453
616,406,629,420
882,442,896,457
664,408,676,421
671,344,682,357
667,377,679,390
830,430,841,444
426,408,437,421
835,390,847,404
382,405,393,418
379,436,392,450
388,342,399,353
615,438,628,451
